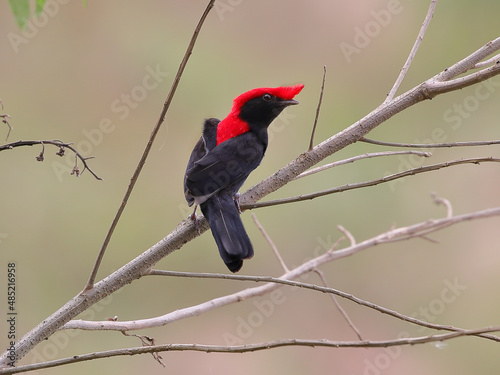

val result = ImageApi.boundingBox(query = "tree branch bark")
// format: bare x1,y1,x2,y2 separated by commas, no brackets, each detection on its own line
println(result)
3,327,499,375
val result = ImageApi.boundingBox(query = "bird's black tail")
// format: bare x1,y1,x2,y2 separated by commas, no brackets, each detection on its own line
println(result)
200,193,253,272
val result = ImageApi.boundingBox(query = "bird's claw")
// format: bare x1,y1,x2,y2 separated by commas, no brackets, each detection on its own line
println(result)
234,193,242,214
189,206,202,234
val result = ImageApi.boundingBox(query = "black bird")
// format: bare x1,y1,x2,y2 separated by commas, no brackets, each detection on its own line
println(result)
184,84,304,272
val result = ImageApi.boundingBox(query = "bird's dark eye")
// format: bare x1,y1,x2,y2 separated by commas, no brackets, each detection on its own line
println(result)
262,94,273,102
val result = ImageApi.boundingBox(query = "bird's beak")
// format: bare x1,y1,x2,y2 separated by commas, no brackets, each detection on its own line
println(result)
280,99,299,107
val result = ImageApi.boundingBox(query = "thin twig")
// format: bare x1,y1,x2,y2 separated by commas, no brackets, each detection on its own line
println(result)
82,0,216,293
251,213,289,272
1,114,12,141
360,137,500,148
35,141,45,161
337,225,356,247
327,235,345,252
384,0,438,103
0,140,102,180
295,151,431,180
0,99,12,141
431,192,453,218
244,157,500,210
474,52,500,68
71,153,80,177
313,268,364,340
308,65,327,150
121,332,165,367
4,327,499,374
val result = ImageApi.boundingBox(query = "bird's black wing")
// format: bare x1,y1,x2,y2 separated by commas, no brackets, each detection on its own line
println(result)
184,118,219,206
185,132,265,202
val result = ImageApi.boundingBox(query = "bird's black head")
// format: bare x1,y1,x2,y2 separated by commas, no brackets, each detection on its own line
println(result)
238,93,299,131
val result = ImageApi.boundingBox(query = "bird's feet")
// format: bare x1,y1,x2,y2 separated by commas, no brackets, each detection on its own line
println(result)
189,205,201,234
233,193,242,214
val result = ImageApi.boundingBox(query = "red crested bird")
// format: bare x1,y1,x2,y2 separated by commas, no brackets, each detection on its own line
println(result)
184,84,304,272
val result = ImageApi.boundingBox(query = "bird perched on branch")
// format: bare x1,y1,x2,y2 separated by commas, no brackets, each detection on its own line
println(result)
184,84,304,272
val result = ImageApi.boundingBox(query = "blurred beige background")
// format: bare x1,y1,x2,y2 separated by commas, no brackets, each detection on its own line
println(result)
1,1,500,374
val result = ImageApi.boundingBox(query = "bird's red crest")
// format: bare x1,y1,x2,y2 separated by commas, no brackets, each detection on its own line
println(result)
216,84,304,145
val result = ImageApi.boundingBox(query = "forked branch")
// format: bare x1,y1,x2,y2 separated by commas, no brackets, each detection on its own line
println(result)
2,326,499,375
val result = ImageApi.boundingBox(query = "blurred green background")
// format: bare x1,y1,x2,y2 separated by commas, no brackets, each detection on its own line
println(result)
1,1,500,374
